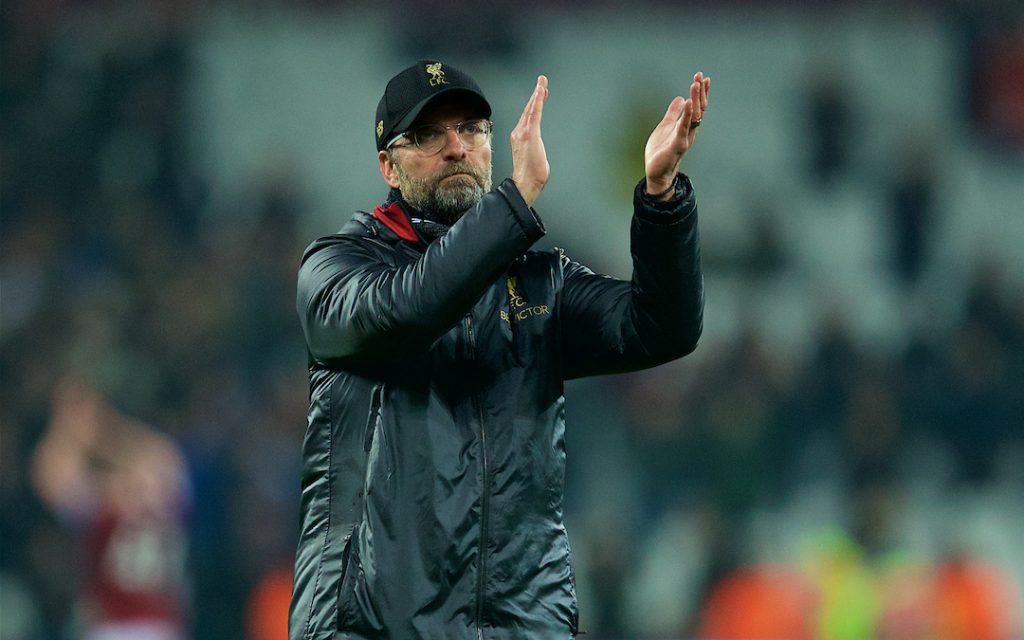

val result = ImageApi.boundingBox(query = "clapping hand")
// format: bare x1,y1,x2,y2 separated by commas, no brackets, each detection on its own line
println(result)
510,75,550,208
644,72,711,199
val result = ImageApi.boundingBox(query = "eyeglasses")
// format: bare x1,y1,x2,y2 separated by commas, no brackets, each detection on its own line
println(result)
388,119,493,155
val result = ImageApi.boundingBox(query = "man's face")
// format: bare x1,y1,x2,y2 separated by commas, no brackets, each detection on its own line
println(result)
379,98,493,224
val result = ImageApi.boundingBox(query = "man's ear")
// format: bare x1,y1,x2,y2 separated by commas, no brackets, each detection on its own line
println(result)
378,150,401,189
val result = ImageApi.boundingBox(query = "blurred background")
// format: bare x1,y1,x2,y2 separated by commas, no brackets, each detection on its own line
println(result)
2,0,1023,638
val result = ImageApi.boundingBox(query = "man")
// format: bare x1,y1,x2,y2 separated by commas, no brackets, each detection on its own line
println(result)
290,59,709,639
31,377,190,640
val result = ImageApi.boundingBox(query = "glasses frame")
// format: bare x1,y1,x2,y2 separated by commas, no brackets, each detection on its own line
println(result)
388,119,493,155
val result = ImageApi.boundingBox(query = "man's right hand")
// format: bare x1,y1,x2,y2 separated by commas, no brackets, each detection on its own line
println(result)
510,75,549,208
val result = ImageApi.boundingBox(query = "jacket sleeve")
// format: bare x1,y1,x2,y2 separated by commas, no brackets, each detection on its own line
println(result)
298,179,545,366
560,174,704,379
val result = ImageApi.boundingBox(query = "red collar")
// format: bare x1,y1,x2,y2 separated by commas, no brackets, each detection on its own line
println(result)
372,202,419,242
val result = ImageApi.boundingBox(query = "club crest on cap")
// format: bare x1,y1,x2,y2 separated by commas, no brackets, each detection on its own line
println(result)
425,62,447,87
376,120,384,138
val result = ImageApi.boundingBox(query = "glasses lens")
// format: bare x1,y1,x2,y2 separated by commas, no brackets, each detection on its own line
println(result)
412,125,447,154
457,120,491,150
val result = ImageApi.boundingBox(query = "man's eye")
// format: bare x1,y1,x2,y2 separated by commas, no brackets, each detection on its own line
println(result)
462,122,484,135
416,127,444,144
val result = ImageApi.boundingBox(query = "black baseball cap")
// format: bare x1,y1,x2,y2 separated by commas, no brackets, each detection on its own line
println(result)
375,59,491,151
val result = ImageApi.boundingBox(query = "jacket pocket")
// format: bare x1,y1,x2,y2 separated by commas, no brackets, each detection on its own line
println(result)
335,525,383,635
335,525,358,629
363,384,384,452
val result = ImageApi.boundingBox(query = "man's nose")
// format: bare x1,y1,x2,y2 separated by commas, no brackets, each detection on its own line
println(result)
440,129,467,160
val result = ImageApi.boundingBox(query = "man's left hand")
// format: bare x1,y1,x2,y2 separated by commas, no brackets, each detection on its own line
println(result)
644,71,711,200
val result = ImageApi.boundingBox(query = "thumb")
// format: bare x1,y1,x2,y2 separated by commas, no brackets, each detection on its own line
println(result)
661,96,685,125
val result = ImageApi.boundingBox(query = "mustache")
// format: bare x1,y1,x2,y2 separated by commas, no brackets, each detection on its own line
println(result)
435,162,486,184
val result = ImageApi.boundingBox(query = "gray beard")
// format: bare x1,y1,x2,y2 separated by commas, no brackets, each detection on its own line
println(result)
394,161,492,225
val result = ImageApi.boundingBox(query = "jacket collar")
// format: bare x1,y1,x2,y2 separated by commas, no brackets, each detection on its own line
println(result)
373,190,451,245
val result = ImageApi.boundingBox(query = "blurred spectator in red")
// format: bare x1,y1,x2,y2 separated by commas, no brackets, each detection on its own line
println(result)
696,564,816,639
245,566,292,640
31,377,190,640
931,556,1023,640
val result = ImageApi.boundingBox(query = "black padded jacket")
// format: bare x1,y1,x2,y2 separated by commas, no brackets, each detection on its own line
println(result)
290,175,704,639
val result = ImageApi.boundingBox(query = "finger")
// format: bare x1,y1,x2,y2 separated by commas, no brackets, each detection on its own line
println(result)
702,76,710,112
695,73,708,121
517,75,548,132
515,90,535,131
689,79,701,121
675,98,694,138
662,96,685,125
694,72,704,118
531,75,548,126
515,77,542,130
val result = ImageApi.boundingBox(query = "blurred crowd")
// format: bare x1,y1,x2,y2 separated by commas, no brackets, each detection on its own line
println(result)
2,3,306,638
563,258,1024,637
2,2,1022,640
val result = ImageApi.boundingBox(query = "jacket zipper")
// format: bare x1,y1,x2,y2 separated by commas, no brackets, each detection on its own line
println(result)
466,314,490,640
